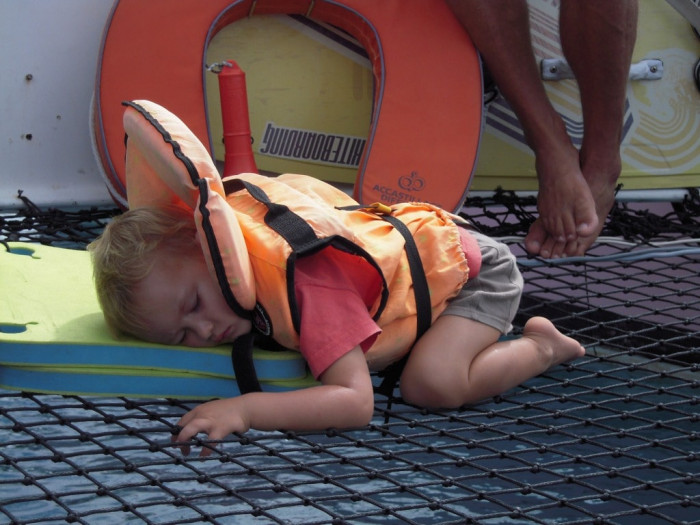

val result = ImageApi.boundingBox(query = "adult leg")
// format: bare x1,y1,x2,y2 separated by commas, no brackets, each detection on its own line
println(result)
556,0,639,256
400,316,585,409
446,0,597,257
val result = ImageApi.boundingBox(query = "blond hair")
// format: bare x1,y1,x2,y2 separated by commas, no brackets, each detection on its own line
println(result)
88,206,198,338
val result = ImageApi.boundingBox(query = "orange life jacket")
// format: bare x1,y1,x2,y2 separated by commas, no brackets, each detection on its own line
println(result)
221,172,471,372
123,100,472,387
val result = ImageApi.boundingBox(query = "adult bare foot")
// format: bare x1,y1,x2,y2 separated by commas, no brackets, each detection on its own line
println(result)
567,154,621,256
524,141,599,258
522,316,586,368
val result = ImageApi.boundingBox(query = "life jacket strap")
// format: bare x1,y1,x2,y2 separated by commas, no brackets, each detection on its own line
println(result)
224,178,321,250
374,214,431,399
230,332,262,394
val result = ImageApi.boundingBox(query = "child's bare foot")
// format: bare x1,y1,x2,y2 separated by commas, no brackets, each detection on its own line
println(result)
522,316,586,368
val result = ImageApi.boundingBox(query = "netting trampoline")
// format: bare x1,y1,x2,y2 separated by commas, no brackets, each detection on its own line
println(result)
0,189,698,524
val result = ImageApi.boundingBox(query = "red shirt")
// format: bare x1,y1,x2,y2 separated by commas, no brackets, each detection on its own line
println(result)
294,247,382,378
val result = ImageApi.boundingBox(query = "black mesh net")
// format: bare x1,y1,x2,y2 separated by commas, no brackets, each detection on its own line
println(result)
1,189,698,524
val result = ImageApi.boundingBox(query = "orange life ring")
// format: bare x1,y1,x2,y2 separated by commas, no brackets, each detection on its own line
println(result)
93,0,482,212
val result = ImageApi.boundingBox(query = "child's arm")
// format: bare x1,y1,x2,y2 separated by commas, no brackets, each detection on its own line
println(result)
173,346,374,456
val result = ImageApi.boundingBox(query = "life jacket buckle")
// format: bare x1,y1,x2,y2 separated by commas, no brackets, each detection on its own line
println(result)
363,202,393,215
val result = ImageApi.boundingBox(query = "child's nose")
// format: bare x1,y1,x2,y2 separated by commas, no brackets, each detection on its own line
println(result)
190,318,214,341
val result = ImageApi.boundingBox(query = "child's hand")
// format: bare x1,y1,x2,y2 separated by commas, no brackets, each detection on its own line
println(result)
172,398,249,457
170,347,374,457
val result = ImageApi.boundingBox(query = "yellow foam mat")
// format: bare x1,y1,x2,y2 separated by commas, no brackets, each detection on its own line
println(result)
0,242,312,399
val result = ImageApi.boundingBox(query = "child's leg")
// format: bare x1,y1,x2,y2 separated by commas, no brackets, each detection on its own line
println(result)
399,315,585,409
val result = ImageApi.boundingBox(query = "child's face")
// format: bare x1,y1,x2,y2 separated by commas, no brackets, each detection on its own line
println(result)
131,248,252,347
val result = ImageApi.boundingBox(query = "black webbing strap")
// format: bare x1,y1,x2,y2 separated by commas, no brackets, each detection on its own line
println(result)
223,178,320,250
230,332,262,394
223,178,322,395
225,177,333,334
374,214,432,399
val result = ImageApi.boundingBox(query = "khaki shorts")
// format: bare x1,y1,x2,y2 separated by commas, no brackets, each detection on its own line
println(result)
441,230,523,334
